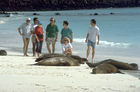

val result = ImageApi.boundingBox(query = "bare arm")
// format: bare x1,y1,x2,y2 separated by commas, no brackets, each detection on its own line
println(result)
60,35,63,44
18,28,24,36
71,33,73,43
97,35,100,45
46,32,48,41
55,32,59,42
35,34,39,42
85,33,89,43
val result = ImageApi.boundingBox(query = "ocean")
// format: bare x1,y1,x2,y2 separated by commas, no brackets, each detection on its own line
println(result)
0,7,140,60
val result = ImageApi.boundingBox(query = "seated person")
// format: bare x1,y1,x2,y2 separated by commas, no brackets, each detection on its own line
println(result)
62,37,72,55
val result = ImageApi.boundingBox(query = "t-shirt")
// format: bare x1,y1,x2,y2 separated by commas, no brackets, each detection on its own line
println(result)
31,24,38,36
19,23,32,38
88,26,100,42
46,24,59,38
61,28,72,41
62,43,72,53
35,26,44,41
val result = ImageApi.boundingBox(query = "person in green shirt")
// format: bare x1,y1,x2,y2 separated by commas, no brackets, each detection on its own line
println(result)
61,21,73,44
46,17,59,55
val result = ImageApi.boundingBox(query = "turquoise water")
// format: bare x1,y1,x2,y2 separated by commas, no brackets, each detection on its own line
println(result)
0,7,140,59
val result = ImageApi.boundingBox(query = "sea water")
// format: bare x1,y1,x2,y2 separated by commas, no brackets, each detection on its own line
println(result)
0,8,140,58
0,7,140,77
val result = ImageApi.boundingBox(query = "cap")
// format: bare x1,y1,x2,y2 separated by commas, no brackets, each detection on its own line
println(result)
27,18,31,21
38,21,42,25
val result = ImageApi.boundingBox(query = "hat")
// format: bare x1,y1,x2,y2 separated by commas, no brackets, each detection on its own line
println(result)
27,18,31,21
38,21,42,25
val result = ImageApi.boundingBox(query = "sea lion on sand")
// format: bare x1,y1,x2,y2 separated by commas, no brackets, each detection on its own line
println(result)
34,54,87,66
92,63,121,74
87,59,138,70
86,59,138,74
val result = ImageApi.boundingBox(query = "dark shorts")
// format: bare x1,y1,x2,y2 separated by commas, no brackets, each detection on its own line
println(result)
88,40,96,48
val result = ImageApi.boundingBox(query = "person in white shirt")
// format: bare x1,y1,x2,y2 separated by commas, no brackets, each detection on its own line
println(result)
85,19,100,64
31,17,38,56
18,18,32,56
62,37,72,55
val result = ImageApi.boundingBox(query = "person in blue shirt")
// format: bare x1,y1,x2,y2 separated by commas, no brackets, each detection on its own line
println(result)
61,21,73,44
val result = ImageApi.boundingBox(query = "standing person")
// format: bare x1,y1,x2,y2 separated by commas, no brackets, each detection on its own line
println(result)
62,37,72,55
46,17,59,55
31,17,39,56
85,19,100,64
34,22,44,57
60,21,73,44
18,18,32,56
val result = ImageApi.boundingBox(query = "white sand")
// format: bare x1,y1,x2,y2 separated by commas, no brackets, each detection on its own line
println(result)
0,51,140,92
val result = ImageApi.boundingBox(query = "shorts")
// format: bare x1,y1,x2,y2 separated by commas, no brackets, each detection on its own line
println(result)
88,40,96,48
32,35,36,43
46,38,56,44
22,33,31,39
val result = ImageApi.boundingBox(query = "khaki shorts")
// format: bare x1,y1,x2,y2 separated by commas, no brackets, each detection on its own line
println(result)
32,35,36,43
46,38,56,44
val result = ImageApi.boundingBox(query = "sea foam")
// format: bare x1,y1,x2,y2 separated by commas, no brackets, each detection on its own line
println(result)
0,20,5,24
74,38,131,48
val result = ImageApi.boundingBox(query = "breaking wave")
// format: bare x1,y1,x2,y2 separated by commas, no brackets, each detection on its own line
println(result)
74,38,131,48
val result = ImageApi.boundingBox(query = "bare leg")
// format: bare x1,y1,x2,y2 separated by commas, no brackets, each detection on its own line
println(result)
68,49,72,55
47,43,51,55
37,53,40,57
32,41,36,56
52,43,55,54
23,38,26,56
25,38,30,56
92,48,95,64
86,46,91,61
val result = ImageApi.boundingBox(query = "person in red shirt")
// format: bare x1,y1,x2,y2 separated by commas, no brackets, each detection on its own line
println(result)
35,21,44,57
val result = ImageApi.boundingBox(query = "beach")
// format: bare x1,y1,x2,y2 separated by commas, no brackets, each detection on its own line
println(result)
0,7,140,92
0,49,140,92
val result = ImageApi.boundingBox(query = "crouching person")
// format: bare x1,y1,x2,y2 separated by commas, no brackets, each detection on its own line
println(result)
62,37,72,55
35,22,44,57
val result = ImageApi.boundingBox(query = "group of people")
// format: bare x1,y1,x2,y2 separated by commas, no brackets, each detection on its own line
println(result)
18,17,100,63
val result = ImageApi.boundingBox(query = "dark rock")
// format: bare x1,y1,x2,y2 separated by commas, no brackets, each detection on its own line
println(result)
33,13,40,16
35,54,86,66
92,63,121,74
110,12,115,15
0,0,140,11
89,14,93,16
0,50,7,56
94,13,98,15
55,13,61,16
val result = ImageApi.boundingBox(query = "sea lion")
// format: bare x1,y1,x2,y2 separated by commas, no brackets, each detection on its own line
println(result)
92,63,121,74
87,59,138,70
35,56,80,66
34,54,87,66
35,54,86,64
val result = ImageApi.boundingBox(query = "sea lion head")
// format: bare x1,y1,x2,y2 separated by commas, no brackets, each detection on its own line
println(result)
92,68,105,74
